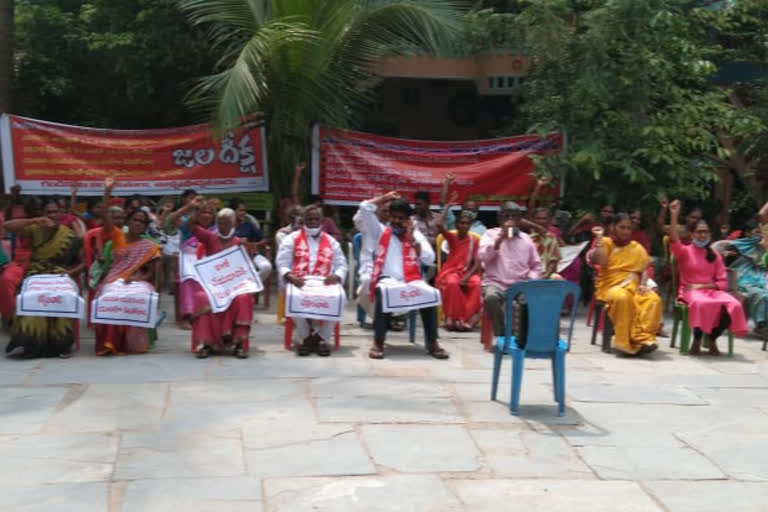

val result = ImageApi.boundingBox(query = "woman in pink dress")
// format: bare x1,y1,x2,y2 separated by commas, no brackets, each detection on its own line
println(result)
186,197,254,359
668,200,747,355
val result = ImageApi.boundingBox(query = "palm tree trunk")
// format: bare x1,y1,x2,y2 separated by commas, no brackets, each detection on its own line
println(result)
0,0,13,115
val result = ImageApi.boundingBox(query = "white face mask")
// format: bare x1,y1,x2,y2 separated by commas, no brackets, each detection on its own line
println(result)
218,227,235,239
305,226,321,237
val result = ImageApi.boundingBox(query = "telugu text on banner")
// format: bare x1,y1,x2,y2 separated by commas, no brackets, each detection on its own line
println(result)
91,280,159,328
311,126,563,207
191,245,263,314
0,114,269,195
16,274,85,319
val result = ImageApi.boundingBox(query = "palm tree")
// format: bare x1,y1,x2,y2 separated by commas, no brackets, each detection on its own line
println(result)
179,0,465,199
0,0,13,115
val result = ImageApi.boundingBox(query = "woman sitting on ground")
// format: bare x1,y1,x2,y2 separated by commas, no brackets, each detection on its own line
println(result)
589,213,661,355
668,200,747,355
186,197,254,359
435,201,482,331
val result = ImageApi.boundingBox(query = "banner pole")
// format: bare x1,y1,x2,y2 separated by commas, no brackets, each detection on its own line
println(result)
311,123,320,196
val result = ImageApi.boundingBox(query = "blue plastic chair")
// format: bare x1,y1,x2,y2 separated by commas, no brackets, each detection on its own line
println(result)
490,280,580,416
352,232,417,343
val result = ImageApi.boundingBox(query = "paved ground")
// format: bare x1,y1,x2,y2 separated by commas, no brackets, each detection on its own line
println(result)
0,292,767,511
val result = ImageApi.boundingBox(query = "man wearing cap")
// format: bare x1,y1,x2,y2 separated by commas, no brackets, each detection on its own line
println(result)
478,201,542,338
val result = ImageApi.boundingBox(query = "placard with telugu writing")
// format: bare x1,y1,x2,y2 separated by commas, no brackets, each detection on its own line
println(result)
286,277,346,321
91,279,159,328
378,278,441,313
16,274,85,319
191,245,263,313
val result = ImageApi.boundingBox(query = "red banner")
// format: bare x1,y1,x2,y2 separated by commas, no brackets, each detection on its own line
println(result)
311,126,562,207
0,114,268,195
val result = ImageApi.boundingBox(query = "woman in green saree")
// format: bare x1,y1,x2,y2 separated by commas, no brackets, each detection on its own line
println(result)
4,199,84,358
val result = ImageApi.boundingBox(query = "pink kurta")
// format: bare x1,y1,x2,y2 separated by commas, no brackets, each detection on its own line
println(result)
670,239,747,335
190,226,254,351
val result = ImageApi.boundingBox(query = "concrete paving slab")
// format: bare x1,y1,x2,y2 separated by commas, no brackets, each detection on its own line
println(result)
644,480,768,512
0,386,69,435
28,355,210,384
0,433,117,487
246,429,375,478
115,429,244,480
568,382,708,405
46,383,167,433
577,444,726,480
264,475,463,512
0,482,108,511
449,479,662,511
676,412,768,481
361,424,480,472
472,430,594,479
120,477,263,512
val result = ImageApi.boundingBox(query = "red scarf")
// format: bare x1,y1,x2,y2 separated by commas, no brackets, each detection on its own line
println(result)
292,228,334,277
370,227,422,298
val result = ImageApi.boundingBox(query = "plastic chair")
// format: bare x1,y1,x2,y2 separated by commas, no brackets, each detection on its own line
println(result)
491,280,580,416
589,301,613,353
284,317,340,351
669,255,734,356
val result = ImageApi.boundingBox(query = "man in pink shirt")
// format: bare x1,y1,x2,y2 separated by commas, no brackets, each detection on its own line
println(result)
479,202,542,337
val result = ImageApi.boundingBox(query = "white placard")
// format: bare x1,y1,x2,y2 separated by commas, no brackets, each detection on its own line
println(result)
557,241,589,273
179,243,199,282
90,279,159,328
191,245,263,313
378,278,441,313
16,274,85,319
286,276,346,321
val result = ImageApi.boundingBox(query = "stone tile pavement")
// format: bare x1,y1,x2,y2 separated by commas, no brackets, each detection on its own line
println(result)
0,293,767,511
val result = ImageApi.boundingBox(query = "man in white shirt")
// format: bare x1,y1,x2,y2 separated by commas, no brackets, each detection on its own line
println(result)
353,193,393,318
277,206,348,356
358,194,448,360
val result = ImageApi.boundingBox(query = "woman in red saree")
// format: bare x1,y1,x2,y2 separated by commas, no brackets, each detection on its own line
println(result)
187,197,254,359
436,207,482,331
93,204,162,355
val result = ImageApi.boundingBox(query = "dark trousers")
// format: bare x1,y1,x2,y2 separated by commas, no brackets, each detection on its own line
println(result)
373,287,438,345
694,306,731,342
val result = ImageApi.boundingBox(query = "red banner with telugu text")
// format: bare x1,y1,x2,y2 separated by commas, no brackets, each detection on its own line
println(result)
311,126,562,207
0,114,268,195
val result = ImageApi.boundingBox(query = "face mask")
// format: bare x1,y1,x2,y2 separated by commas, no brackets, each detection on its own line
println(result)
392,225,406,236
218,227,235,240
693,237,710,248
305,226,321,237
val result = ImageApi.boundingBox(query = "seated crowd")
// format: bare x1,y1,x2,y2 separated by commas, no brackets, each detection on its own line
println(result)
0,170,764,361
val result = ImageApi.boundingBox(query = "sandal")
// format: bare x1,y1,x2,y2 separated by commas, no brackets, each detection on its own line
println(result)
234,345,249,359
368,343,385,359
297,336,314,357
316,339,331,357
196,345,212,359
427,342,449,360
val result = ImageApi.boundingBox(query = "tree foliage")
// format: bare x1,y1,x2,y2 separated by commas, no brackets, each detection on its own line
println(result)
12,0,216,128
179,0,465,199
498,0,767,211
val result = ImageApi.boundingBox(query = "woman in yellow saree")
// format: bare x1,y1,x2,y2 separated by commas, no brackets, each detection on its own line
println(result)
589,213,661,355
4,199,84,358
93,181,161,355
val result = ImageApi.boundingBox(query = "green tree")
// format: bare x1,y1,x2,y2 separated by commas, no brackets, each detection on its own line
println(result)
179,0,464,200
12,0,216,128
505,0,766,210
0,0,12,115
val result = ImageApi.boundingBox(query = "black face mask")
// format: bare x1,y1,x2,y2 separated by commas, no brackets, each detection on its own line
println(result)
392,225,406,236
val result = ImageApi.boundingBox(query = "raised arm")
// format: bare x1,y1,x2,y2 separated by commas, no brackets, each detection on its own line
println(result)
437,191,459,234
101,176,116,235
668,200,681,244
291,162,306,206
168,196,202,228
588,226,608,266
3,215,54,233
527,176,548,213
